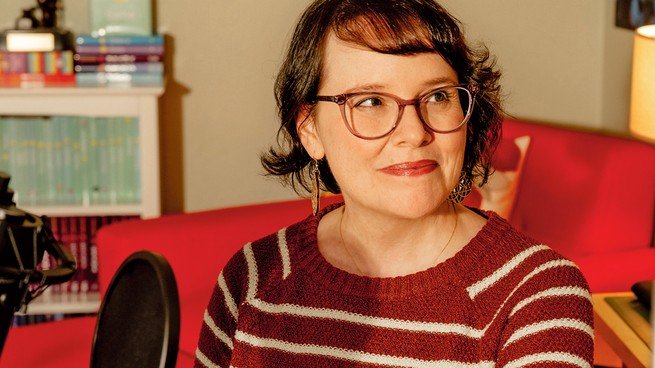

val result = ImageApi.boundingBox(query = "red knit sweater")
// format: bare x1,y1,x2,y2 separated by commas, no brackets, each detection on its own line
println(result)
195,204,594,367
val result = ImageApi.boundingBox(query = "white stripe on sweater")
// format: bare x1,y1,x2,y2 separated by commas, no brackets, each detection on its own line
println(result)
195,348,222,368
502,318,594,348
218,272,239,321
234,330,495,368
509,286,592,317
503,352,591,368
196,348,221,368
204,310,234,350
467,245,550,299
238,260,580,339
477,259,579,335
277,228,291,279
243,243,258,300
247,297,484,337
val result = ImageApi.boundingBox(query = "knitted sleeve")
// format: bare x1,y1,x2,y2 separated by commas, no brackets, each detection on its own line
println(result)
194,246,250,368
495,260,594,367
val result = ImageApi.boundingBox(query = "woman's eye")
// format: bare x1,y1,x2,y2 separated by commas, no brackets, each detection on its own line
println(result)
428,90,450,103
354,96,384,108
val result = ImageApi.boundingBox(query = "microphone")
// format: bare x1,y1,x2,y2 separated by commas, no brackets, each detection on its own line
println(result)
0,171,77,357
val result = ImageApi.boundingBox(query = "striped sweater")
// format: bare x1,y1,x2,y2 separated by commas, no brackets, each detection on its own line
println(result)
195,204,594,367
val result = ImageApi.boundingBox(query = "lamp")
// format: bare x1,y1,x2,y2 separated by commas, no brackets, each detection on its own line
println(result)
616,0,655,142
616,0,655,143
630,26,655,143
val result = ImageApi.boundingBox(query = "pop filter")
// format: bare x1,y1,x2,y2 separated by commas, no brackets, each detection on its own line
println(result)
0,171,77,356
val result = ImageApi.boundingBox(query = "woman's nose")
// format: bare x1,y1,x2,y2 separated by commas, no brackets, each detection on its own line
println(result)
390,104,432,146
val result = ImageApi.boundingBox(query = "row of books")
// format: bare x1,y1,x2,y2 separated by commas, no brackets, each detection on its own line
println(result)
0,51,75,87
12,313,66,327
0,115,141,206
75,34,164,87
41,215,139,295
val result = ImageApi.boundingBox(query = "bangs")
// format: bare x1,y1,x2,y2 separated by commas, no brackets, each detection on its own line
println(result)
331,3,450,54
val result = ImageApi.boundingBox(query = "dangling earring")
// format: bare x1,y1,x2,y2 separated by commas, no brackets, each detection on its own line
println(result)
448,172,472,203
311,160,321,216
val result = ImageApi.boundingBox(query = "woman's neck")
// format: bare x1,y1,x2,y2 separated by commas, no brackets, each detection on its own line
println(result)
328,200,460,278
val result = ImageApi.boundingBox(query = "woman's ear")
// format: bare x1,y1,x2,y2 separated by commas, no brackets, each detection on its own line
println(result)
296,104,325,160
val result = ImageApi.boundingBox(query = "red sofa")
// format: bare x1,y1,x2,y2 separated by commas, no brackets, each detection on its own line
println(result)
2,118,654,367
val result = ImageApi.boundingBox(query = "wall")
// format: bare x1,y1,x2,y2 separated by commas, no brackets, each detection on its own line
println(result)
0,1,635,212
439,0,633,131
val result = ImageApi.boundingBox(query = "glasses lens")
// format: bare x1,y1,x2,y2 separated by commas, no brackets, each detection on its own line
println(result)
420,87,471,132
345,94,398,138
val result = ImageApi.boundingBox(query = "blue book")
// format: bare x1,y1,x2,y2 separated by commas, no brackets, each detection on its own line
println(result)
76,34,164,46
76,72,163,87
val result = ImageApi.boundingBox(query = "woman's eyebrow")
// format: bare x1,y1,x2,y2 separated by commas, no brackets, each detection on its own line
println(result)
340,77,457,95
421,76,458,88
342,83,386,94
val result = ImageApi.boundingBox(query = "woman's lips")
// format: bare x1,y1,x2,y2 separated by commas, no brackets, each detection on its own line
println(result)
379,160,439,176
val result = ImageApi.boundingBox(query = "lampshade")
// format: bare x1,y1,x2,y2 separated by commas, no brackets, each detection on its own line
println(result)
629,27,655,143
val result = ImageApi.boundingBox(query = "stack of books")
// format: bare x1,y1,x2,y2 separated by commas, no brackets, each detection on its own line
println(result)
0,115,141,206
74,34,164,87
0,51,75,87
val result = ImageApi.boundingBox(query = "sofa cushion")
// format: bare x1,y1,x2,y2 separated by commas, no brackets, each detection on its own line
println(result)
1,316,95,368
466,135,531,219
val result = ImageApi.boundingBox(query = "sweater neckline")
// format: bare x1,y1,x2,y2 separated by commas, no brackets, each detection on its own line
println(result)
293,202,508,299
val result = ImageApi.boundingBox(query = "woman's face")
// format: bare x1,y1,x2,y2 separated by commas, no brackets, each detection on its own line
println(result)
299,33,467,220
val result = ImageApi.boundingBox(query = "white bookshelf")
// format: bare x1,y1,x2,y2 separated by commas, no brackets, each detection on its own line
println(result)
0,86,163,218
0,86,164,315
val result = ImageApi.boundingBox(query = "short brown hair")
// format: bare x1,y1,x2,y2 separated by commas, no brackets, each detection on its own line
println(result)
261,0,503,195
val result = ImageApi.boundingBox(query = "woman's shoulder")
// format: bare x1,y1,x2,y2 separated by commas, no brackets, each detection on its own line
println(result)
454,210,590,296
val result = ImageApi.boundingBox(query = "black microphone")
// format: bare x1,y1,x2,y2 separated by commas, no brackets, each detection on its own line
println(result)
0,171,77,357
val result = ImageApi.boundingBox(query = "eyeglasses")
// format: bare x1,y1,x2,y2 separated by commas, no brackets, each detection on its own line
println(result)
314,85,474,140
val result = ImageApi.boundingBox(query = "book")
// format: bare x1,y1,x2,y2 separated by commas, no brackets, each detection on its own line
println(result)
89,0,153,36
0,51,74,74
76,34,163,46
74,53,162,64
76,45,163,55
0,73,75,87
75,62,163,73
76,72,163,87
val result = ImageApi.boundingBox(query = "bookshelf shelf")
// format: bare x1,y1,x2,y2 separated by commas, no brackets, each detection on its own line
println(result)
18,291,101,315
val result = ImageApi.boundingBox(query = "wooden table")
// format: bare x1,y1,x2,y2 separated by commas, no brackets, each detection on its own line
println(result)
593,292,652,368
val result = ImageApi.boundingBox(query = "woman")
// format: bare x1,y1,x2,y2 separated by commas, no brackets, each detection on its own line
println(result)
195,1,594,367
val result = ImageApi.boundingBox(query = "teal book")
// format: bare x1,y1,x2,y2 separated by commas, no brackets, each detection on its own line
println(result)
75,72,163,87
77,117,91,206
89,0,153,36
51,116,65,205
76,34,163,46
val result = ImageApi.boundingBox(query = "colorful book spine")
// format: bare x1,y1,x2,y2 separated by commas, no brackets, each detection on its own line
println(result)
76,72,163,86
75,62,164,73
76,34,163,46
74,53,163,64
0,51,71,74
75,45,164,55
